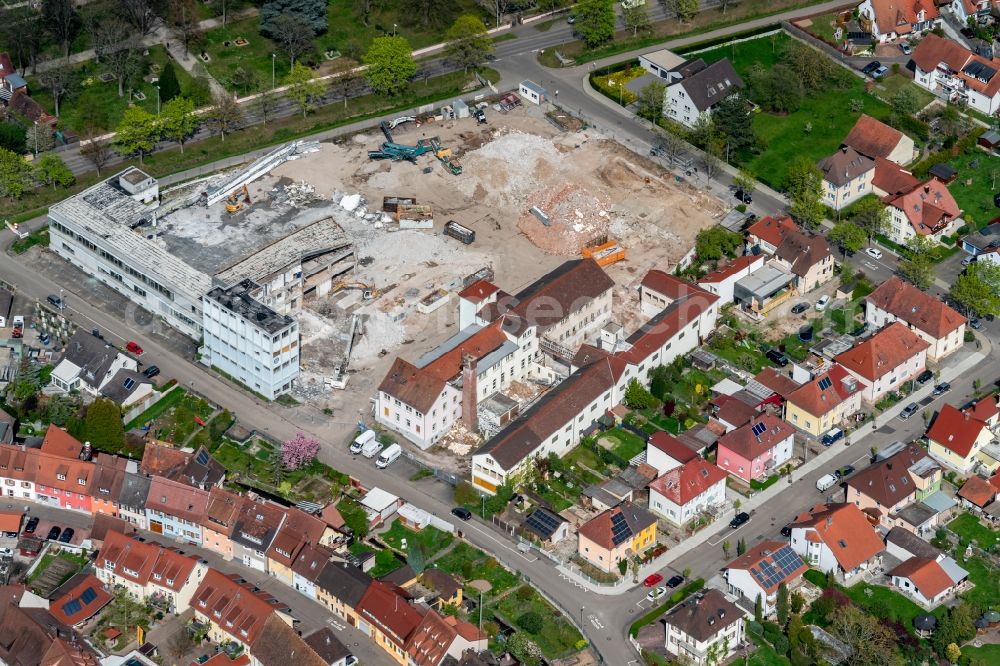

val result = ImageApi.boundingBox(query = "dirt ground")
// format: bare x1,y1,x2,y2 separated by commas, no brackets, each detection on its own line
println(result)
229,104,727,427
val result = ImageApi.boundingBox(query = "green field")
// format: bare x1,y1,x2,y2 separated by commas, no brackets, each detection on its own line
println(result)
929,149,1000,230
949,513,1000,550
601,428,647,461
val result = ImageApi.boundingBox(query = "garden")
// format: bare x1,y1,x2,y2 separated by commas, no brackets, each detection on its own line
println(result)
920,147,1000,231
489,584,586,661
948,513,1000,551
381,522,454,560
25,549,88,596
431,542,520,603
126,388,216,444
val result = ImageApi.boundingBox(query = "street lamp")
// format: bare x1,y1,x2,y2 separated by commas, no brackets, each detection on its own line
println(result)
155,85,160,114
580,606,585,626
32,120,37,156
393,23,397,36
271,53,276,90
481,495,485,519
59,288,64,313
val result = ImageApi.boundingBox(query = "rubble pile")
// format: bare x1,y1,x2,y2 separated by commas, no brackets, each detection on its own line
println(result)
270,180,321,208
516,184,613,255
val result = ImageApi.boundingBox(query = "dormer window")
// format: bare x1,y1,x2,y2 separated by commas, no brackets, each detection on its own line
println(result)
77,478,86,486
106,561,116,570
167,578,174,586
256,513,264,521
240,629,248,637
57,473,66,481
153,572,162,580
213,610,222,618
123,567,138,577
276,548,290,557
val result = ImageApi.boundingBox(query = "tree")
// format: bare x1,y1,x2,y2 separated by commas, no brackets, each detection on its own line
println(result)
934,602,978,657
852,196,889,240
0,149,32,201
668,0,699,22
281,432,320,470
0,124,26,154
719,0,738,13
158,62,181,103
167,0,199,49
754,592,762,622
0,6,43,74
946,643,961,663
332,68,363,108
80,133,114,175
85,398,125,452
160,96,198,152
283,62,325,118
337,498,369,538
167,630,194,660
445,15,493,73
403,0,451,29
701,148,723,184
951,261,1000,318
656,129,688,162
830,605,903,666
695,226,742,260
517,611,543,634
94,19,141,97
407,540,427,573
33,153,75,189
898,235,935,289
636,81,666,121
712,92,755,152
260,0,328,37
785,156,825,229
269,14,316,65
119,0,159,36
722,539,731,558
506,633,542,666
622,3,651,36
776,582,789,627
891,86,920,116
231,67,262,96
206,93,243,142
184,76,214,106
737,537,746,555
732,168,757,197
624,378,656,409
363,36,416,96
114,106,159,163
41,0,80,58
25,123,55,154
829,221,867,254
257,89,279,126
575,0,615,47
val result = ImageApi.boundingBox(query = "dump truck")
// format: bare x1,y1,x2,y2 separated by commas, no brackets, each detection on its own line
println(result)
444,220,475,244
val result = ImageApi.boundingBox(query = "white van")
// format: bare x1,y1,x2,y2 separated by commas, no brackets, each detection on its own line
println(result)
350,429,375,455
376,443,402,469
362,438,384,459
816,473,838,492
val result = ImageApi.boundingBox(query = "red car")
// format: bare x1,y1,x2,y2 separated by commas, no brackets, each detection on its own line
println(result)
643,573,663,587
126,341,144,355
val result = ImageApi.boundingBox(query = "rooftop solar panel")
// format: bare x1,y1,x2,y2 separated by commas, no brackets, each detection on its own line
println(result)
751,422,766,437
818,376,832,390
80,587,97,604
196,449,210,465
610,512,632,546
526,510,562,537
61,599,82,616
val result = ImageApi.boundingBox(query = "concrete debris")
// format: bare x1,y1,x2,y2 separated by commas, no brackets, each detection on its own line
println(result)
270,180,320,208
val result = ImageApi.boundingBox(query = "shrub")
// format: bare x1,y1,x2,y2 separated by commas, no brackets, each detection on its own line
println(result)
747,620,764,636
517,611,544,634
516,585,534,601
771,634,790,655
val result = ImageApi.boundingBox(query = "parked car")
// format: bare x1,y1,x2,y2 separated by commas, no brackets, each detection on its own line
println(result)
851,322,869,337
143,365,160,378
58,527,75,543
126,341,144,355
566,14,575,23
971,318,983,330
872,65,889,78
821,428,844,446
23,516,39,534
815,295,831,311
643,573,663,587
916,369,934,384
899,402,919,420
861,61,881,76
46,526,61,541
729,512,750,529
835,465,856,479
933,382,951,396
451,507,472,521
0,548,12,558
47,294,64,308
791,302,809,314
766,349,789,367
780,524,793,537
666,575,684,588
865,247,883,260
900,42,912,55
816,473,839,491
734,189,752,204
962,255,976,266
646,586,667,602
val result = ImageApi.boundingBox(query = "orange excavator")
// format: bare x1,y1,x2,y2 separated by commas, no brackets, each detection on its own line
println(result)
225,185,251,215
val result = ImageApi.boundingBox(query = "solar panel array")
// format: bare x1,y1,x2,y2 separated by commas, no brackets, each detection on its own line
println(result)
610,512,632,546
964,61,997,83
526,510,561,537
61,599,82,616
196,449,210,465
818,376,832,390
748,545,803,590
751,422,766,437
80,587,97,604
123,377,136,390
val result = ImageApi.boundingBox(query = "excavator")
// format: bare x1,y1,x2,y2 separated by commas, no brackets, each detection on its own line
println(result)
225,184,251,215
330,280,382,300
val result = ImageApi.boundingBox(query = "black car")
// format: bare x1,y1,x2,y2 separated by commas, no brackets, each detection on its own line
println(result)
851,323,869,337
835,465,856,479
862,61,882,75
46,526,61,541
933,382,951,396
766,349,789,367
47,294,64,308
58,527,75,543
791,303,809,315
666,575,684,588
143,365,161,379
916,369,934,384
734,189,752,204
451,507,472,521
780,524,792,537
23,516,39,534
729,512,750,529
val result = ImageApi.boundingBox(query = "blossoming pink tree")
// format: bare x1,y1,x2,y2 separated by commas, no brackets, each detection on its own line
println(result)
281,432,321,470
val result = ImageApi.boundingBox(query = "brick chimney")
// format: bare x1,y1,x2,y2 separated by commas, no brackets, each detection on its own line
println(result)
461,353,478,433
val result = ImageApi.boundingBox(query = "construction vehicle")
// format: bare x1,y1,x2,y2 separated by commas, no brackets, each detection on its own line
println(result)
428,137,462,175
581,236,626,267
330,281,382,300
444,220,475,244
11,315,23,339
225,184,251,214
368,141,435,163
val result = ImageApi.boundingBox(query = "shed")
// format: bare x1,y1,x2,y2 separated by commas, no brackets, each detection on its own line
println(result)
928,162,957,184
980,130,1000,150
453,99,470,119
360,487,401,526
523,507,569,544
518,80,546,105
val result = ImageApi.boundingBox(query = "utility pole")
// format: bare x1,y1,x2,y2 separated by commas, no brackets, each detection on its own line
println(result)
272,53,276,90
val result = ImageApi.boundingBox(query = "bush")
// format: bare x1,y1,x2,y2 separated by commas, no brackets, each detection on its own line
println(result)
517,611,544,634
771,634,790,655
515,585,534,601
747,620,764,636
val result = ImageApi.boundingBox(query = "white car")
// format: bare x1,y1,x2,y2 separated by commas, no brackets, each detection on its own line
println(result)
815,295,831,311
0,548,12,557
865,247,883,260
646,586,667,602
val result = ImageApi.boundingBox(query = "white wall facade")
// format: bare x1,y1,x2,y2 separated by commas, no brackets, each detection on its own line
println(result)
725,568,776,615
375,384,460,450
845,349,928,403
649,479,725,527
664,84,706,128
865,303,965,361
665,616,744,666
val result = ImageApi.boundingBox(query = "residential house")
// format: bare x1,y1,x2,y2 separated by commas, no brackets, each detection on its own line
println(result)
843,114,916,165
96,529,204,612
50,329,138,395
577,501,657,573
89,512,137,546
266,508,328,585
662,589,745,666
769,229,835,293
355,581,424,665
845,442,944,533
746,216,799,255
118,472,152,529
192,568,292,655
0,585,101,666
952,0,993,22
303,628,353,666
753,368,803,404
733,264,797,315
141,441,226,489
962,222,1000,264
201,486,245,560
865,277,967,361
957,474,996,509
231,497,287,571
872,157,921,198
315,559,372,623
34,442,95,513
818,146,876,210
145,476,210,545
858,0,942,43
663,58,744,128
523,507,570,544
835,322,929,404
100,369,155,418
48,573,114,627
90,454,128,518
290,544,331,600
913,34,1000,115
788,503,885,579
889,555,969,606
638,48,686,78
250,613,329,666
360,488,401,528
784,364,863,437
696,255,765,304
645,431,699,476
0,445,40,500
927,399,999,473
884,178,962,244
716,414,795,483
885,525,941,561
724,541,807,616
648,458,727,527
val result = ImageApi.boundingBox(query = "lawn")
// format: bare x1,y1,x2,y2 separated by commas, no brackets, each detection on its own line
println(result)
802,11,844,44
27,45,197,134
954,550,1000,610
124,386,186,431
490,585,585,659
748,641,791,666
564,444,609,476
693,32,895,188
843,580,935,630
709,328,770,373
431,542,520,600
948,513,1000,550
188,410,236,451
381,522,454,559
600,428,647,461
929,148,1000,230
963,644,1000,662
10,227,49,255
874,74,936,112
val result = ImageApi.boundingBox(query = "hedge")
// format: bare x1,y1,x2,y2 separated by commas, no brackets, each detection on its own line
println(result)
803,569,828,587
629,579,705,637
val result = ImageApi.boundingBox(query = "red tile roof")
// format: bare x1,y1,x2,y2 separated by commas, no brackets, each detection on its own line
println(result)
717,414,794,461
0,511,21,533
146,476,210,523
98,530,197,591
818,146,875,187
714,395,758,429
844,113,907,160
927,403,989,458
773,230,832,279
140,441,192,478
356,581,424,648
846,442,931,507
35,451,95,497
747,216,799,249
420,322,510,383
698,255,763,284
968,395,999,423
405,609,456,666
785,364,861,417
889,556,954,599
0,446,41,484
873,157,920,196
753,368,801,399
267,508,327,568
866,276,966,339
48,574,113,627
885,178,961,236
641,270,705,300
726,540,807,593
647,432,698,465
193,568,283,645
40,425,83,459
913,33,971,73
790,503,884,572
577,501,656,550
457,280,499,303
835,322,929,382
378,357,447,415
648,458,727,506
194,654,250,666
958,475,996,508
202,487,244,536
617,281,717,365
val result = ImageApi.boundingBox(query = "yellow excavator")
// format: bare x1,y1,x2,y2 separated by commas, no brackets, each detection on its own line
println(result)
330,280,382,300
225,185,251,214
